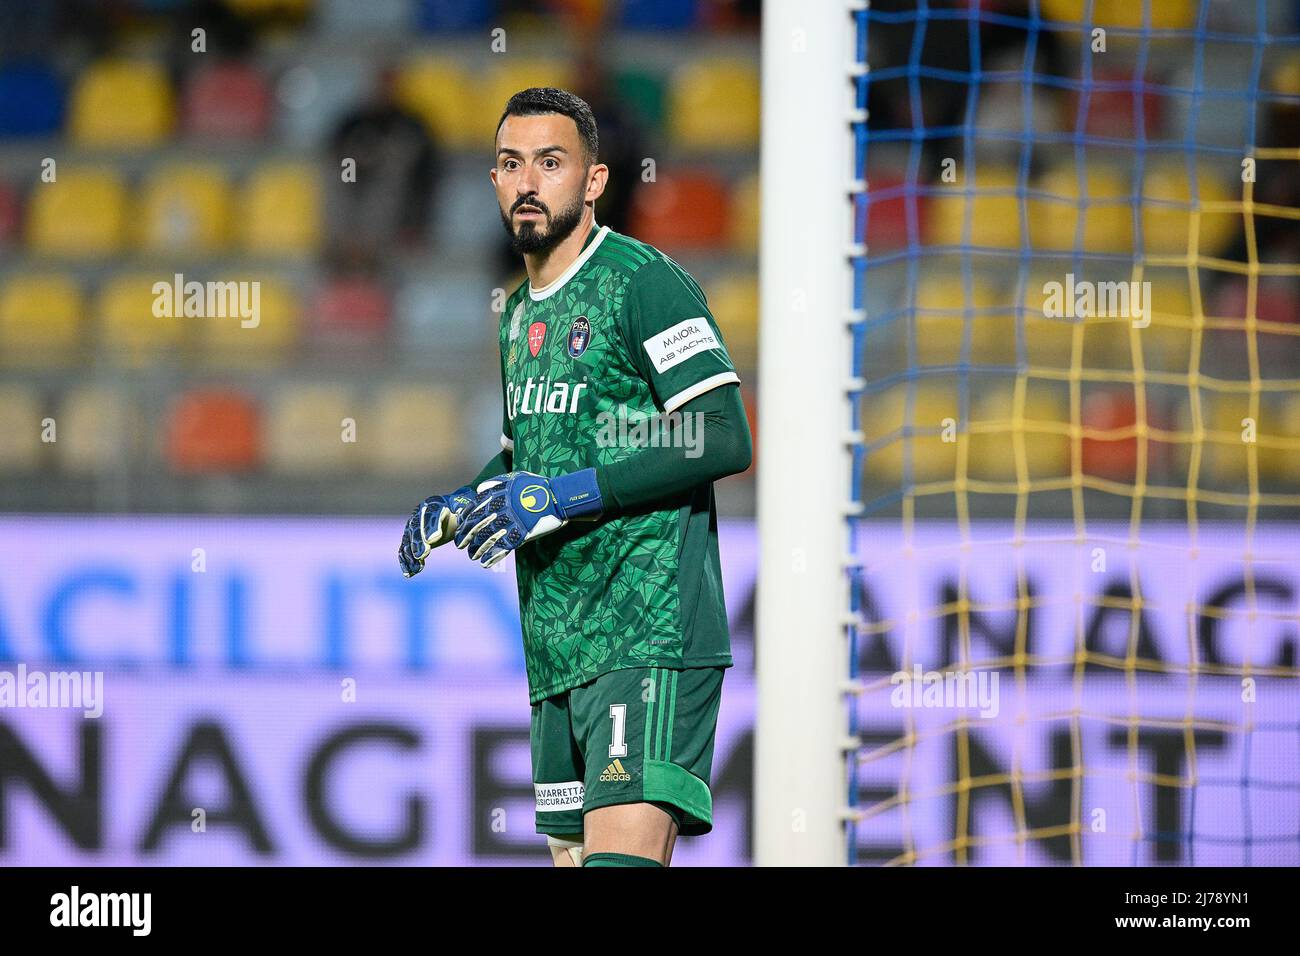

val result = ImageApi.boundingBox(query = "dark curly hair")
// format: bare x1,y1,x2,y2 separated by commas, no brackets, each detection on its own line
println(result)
496,87,599,169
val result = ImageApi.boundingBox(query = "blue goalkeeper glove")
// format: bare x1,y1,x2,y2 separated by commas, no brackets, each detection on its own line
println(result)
453,468,603,568
398,485,476,578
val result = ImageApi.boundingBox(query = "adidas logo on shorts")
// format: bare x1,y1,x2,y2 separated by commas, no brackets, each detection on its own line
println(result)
599,759,633,782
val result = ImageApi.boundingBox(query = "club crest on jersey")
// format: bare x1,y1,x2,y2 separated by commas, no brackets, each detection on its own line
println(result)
528,321,547,357
567,316,591,358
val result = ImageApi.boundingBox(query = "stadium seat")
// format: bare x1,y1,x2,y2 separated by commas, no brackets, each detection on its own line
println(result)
478,60,577,151
264,383,355,474
1029,165,1134,255
667,59,759,150
26,166,127,257
395,273,494,363
240,162,322,256
318,0,411,32
395,56,478,148
1136,273,1196,374
913,273,1013,366
0,61,65,136
1080,389,1141,482
1021,274,1129,371
729,171,759,255
182,61,272,140
1040,0,1195,30
1261,395,1300,483
313,275,390,344
0,273,84,365
1140,163,1238,258
1193,393,1256,488
613,68,667,133
628,170,730,251
619,0,697,30
860,380,963,485
200,276,300,365
706,273,758,369
967,380,1070,482
369,384,460,475
68,58,174,147
167,388,261,474
415,0,495,32
135,163,233,256
861,175,926,253
56,385,134,476
927,167,1023,251
224,0,313,15
0,385,45,472
0,181,19,243
98,272,187,364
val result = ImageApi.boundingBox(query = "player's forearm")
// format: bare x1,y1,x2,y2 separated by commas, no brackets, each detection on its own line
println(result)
593,384,752,516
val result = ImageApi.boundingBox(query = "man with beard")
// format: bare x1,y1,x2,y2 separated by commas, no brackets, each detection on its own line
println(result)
398,88,752,867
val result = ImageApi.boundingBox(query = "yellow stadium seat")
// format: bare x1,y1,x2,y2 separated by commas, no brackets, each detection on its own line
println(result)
1261,395,1300,483
0,274,84,364
56,385,135,476
1193,392,1257,488
928,167,1023,250
199,276,299,365
0,384,45,471
913,273,1014,366
707,273,757,369
395,57,479,149
370,384,460,475
1022,273,1132,370
240,162,321,256
967,380,1070,482
26,167,127,257
861,380,964,485
729,171,759,255
265,383,356,474
1135,273,1196,374
1141,163,1238,258
98,272,187,364
68,59,174,147
480,60,578,152
668,60,760,151
136,163,233,256
1029,165,1133,254
1040,0,1195,30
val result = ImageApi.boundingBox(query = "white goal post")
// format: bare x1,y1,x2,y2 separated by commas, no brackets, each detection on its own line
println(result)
755,0,860,866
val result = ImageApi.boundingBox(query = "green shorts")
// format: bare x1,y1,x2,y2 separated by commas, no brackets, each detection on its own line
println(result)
531,664,726,838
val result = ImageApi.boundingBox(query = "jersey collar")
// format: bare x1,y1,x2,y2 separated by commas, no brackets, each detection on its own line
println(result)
528,223,610,301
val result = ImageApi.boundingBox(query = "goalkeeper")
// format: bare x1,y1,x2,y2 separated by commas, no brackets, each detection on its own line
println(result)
398,88,752,868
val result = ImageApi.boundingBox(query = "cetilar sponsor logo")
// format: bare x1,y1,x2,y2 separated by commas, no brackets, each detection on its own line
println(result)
505,376,588,421
50,886,151,936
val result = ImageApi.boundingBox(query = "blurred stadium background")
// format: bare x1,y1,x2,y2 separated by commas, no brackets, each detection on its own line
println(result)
0,0,1298,867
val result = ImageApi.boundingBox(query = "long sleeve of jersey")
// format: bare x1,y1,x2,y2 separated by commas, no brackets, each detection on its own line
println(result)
592,382,752,516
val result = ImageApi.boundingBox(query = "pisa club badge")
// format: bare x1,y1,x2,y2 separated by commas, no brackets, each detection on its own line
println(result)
567,316,591,358
528,321,547,357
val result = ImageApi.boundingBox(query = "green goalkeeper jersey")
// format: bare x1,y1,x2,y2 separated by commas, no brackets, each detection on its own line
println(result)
497,224,740,703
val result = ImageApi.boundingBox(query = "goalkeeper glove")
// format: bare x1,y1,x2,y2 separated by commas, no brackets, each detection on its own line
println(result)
398,484,476,578
454,468,603,568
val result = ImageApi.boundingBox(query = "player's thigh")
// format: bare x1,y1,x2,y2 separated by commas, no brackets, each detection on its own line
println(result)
531,692,586,844
582,802,676,861
573,665,726,847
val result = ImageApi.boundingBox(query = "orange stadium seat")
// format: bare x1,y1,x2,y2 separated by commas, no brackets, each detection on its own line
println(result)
68,59,174,147
369,384,459,475
98,272,187,364
667,59,760,150
0,273,85,365
136,163,234,256
240,162,322,256
0,384,45,472
166,388,261,473
1080,389,1141,482
0,181,20,243
26,166,127,257
629,170,730,251
56,385,135,476
728,171,759,255
862,174,926,252
314,275,390,343
264,383,355,474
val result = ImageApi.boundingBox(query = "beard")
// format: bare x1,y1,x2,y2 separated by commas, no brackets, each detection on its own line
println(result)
499,189,585,256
